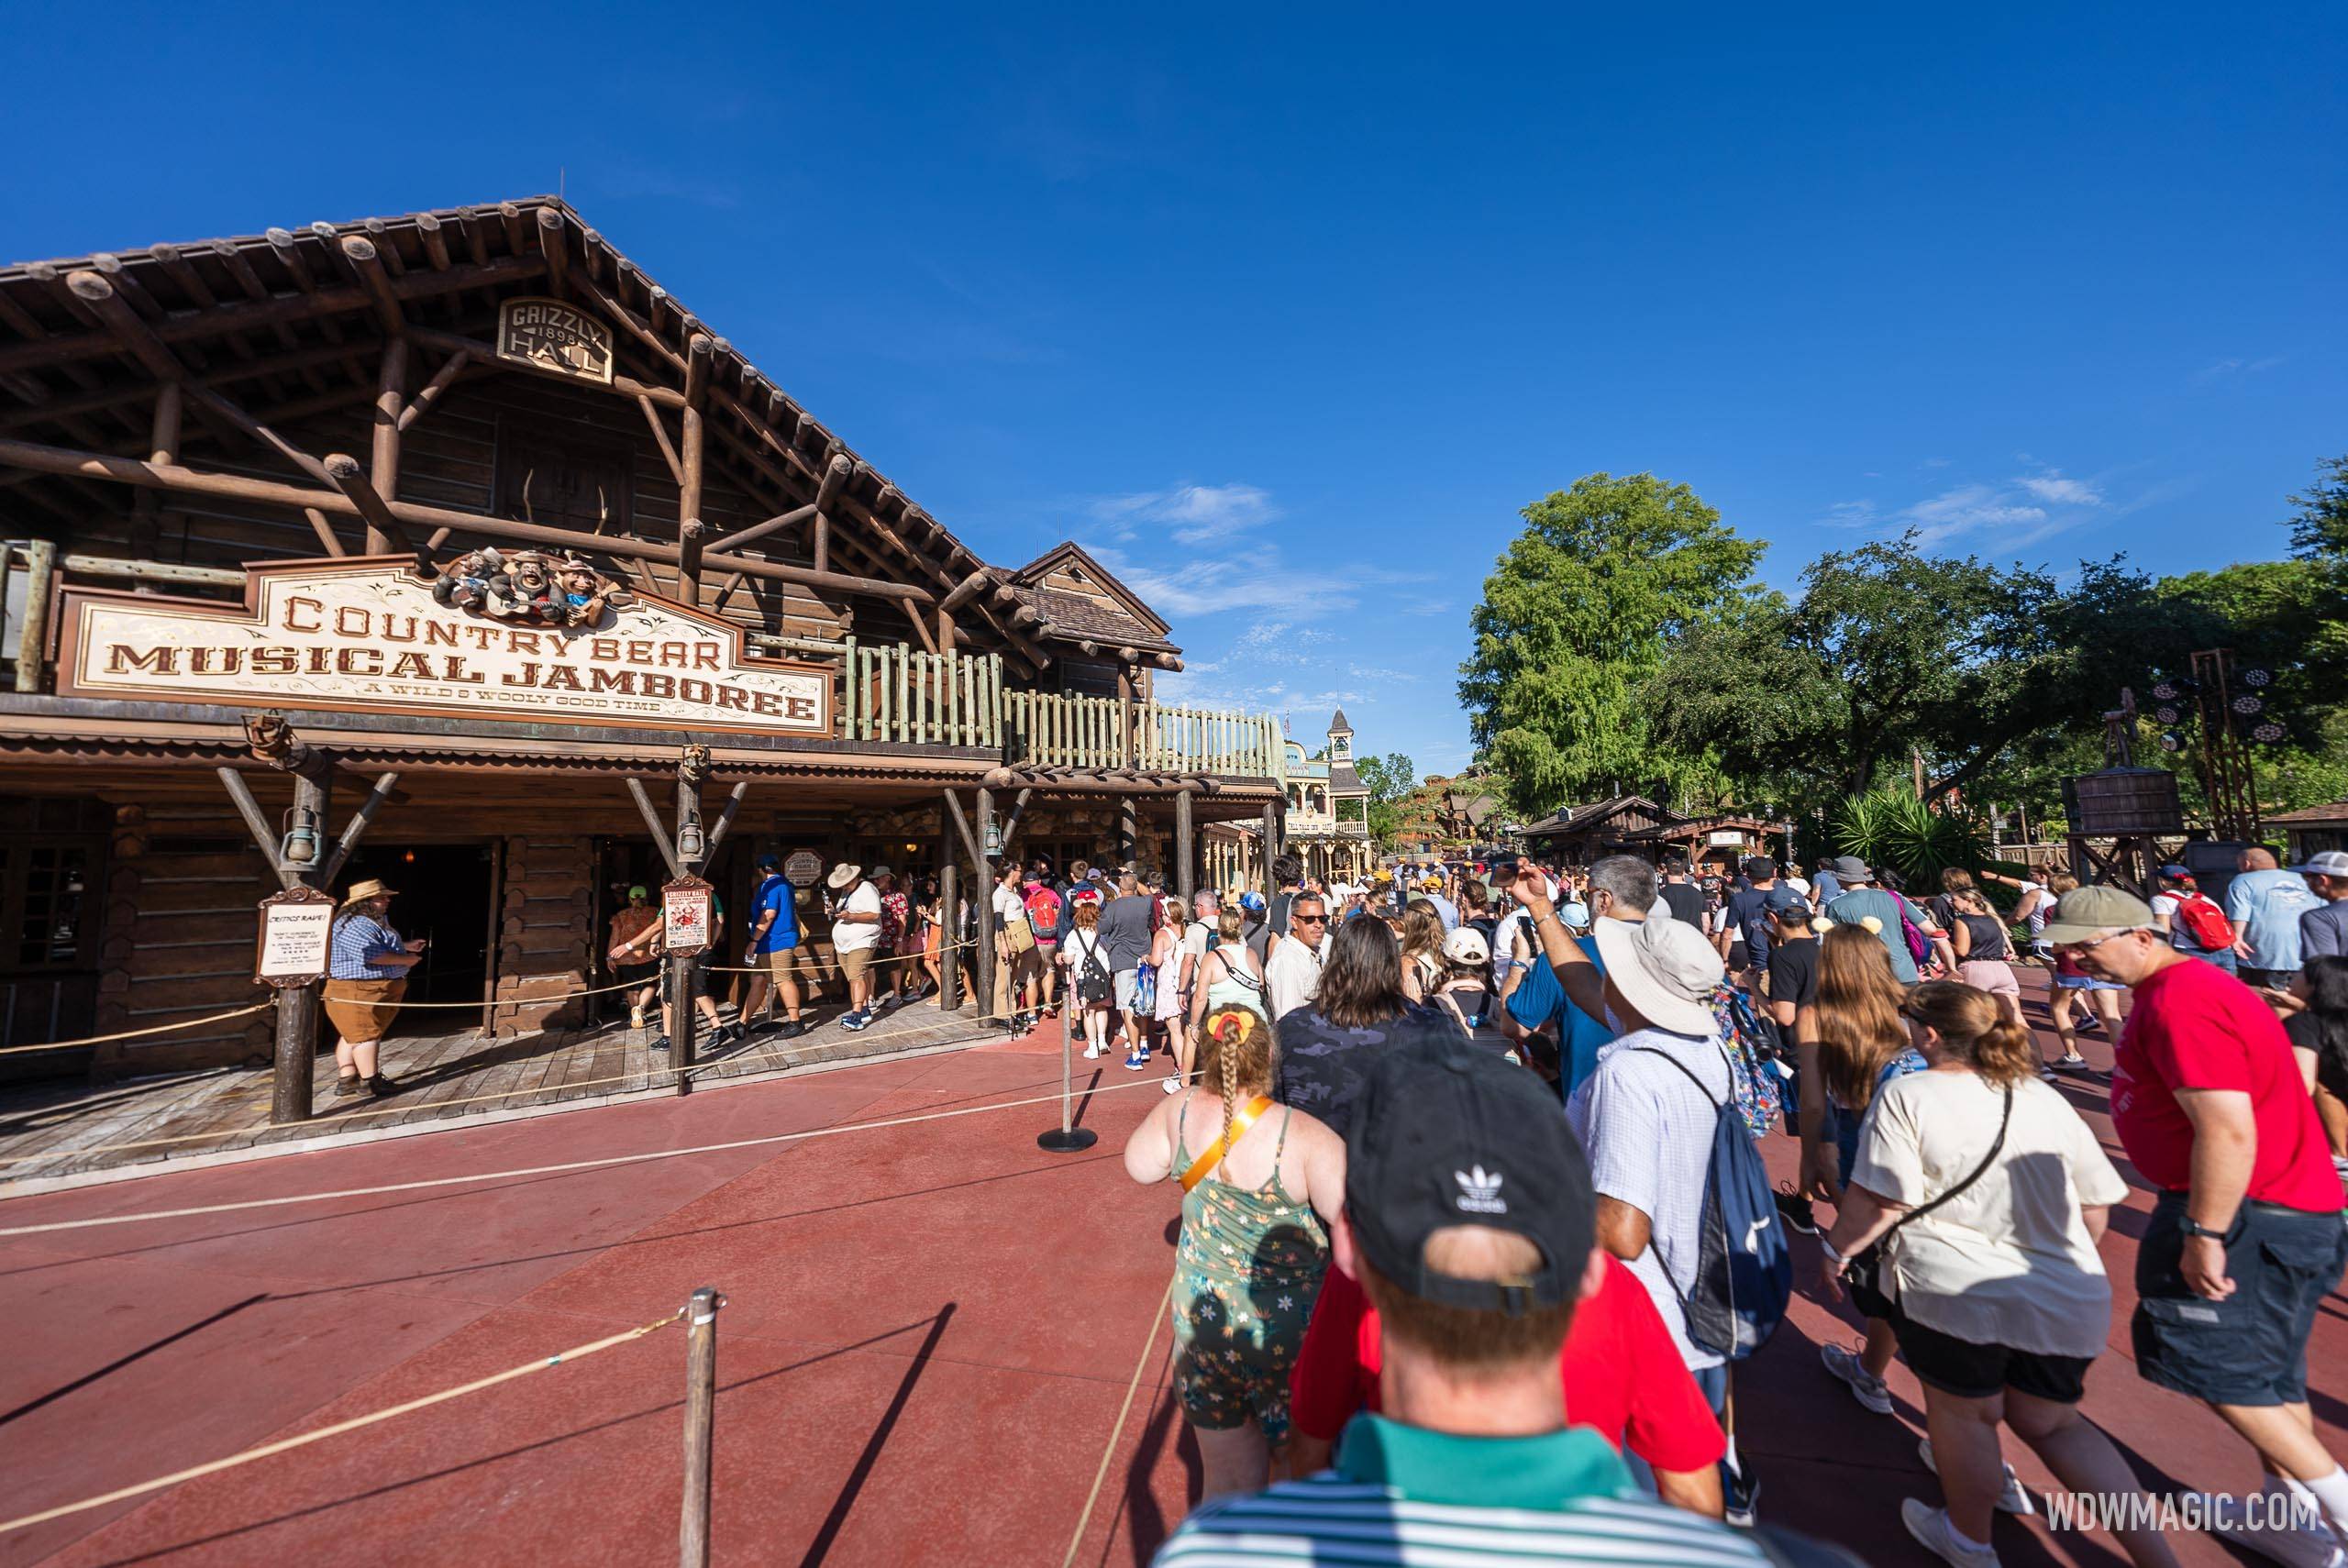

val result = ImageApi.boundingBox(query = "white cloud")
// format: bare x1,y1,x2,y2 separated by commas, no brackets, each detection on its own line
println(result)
1088,483,1279,546
2015,470,2104,507
2193,355,2285,383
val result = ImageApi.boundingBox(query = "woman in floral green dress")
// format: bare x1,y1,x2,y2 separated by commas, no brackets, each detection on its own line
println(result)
1124,1003,1346,1507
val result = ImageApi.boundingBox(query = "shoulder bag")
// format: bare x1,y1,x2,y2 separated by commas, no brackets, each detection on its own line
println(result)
1844,1081,2013,1320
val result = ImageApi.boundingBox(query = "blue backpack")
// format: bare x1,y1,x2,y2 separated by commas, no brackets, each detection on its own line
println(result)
1631,1045,1793,1362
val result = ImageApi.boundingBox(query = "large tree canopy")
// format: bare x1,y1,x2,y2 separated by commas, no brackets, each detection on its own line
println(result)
1458,473,1762,817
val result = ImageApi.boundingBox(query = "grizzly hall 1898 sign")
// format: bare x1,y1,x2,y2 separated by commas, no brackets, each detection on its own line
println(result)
55,558,833,737
495,296,615,383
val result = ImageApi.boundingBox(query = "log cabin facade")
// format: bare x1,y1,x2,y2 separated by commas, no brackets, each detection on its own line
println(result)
0,198,1287,1102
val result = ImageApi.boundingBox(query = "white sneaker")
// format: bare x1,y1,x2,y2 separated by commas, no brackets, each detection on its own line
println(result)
1902,1499,2000,1567
1082,1043,1106,1059
2191,1496,2345,1568
1162,1075,1182,1095
1821,1341,1894,1415
1919,1438,2034,1516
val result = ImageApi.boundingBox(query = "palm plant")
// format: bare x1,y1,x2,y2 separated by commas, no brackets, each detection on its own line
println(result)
1833,788,1989,886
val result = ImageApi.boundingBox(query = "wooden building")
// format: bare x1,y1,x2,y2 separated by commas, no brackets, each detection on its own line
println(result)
0,198,1287,1101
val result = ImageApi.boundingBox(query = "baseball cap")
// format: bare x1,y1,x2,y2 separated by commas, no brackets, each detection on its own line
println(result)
2040,884,2157,944
2291,851,2348,878
1764,885,1812,917
1441,926,1490,966
756,853,781,870
1742,855,1776,880
1238,890,1267,913
2157,864,2193,881
627,884,648,900
1345,1045,1596,1315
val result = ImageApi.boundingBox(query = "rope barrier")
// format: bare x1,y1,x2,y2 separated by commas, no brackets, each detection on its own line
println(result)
0,1306,687,1537
0,1003,272,1056
1060,1274,1179,1568
0,1072,1172,1233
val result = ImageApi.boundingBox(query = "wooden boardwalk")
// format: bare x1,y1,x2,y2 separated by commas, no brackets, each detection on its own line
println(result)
0,993,1010,1187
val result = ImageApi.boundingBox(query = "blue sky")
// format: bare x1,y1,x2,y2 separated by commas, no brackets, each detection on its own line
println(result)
5,4,2341,782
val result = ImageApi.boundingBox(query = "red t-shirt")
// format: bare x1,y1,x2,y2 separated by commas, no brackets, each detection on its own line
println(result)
2111,956,2344,1212
1288,1255,1727,1474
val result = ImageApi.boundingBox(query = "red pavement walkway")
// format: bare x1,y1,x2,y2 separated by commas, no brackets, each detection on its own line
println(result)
0,977,2342,1567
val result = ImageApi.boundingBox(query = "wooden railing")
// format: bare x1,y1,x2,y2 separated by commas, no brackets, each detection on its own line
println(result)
828,639,1284,779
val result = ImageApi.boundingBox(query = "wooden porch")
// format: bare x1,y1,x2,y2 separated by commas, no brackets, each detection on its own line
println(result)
0,988,1008,1188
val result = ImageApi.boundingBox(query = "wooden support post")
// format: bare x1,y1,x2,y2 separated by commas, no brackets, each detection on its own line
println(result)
679,1286,721,1568
677,337,710,609
1262,801,1281,900
1175,789,1194,903
128,382,181,567
938,856,962,1012
396,348,468,432
273,768,328,1124
813,454,850,577
671,772,705,1092
972,787,996,1021
627,778,681,875
15,537,54,692
537,206,570,300
1119,800,1137,868
703,502,812,560
371,334,407,517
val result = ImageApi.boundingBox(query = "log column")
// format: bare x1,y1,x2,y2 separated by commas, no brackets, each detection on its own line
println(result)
1174,788,1194,903
677,335,711,608
1261,801,1281,902
368,335,407,554
127,382,181,571
972,788,996,1021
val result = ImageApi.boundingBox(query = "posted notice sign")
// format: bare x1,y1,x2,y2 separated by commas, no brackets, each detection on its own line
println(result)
255,886,338,986
662,875,716,957
783,849,824,888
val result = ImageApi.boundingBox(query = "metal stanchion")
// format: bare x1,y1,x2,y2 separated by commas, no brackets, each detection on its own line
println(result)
1036,999,1097,1153
680,1286,724,1568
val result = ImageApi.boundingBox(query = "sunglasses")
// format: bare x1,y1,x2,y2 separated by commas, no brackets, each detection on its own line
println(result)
1292,913,1329,924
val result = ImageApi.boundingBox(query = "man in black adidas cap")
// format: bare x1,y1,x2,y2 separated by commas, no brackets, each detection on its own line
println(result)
1155,1046,1779,1566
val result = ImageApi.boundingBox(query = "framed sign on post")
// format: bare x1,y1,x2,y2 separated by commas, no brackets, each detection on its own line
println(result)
255,885,338,987
783,849,823,888
661,875,716,957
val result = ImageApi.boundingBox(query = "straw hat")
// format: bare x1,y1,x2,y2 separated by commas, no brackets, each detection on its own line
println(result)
342,878,395,906
825,863,863,890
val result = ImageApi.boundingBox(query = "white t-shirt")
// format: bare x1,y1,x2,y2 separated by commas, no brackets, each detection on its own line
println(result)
1783,877,1811,898
832,881,884,953
1264,933,1325,1021
1850,1070,2129,1357
991,883,1028,931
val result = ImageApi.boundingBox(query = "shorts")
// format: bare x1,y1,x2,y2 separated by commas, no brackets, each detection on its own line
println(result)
2132,1193,2348,1407
1888,1306,2092,1403
837,947,875,985
322,977,406,1041
2241,967,2298,990
1114,967,1141,1010
763,947,805,981
617,960,659,988
2055,975,2127,991
1958,959,2021,997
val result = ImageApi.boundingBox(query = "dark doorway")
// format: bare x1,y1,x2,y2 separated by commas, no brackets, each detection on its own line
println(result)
338,843,496,1035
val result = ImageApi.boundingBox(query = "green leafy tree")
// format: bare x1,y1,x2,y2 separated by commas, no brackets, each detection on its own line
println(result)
1459,474,1762,818
2288,454,2348,564
1354,752,1414,806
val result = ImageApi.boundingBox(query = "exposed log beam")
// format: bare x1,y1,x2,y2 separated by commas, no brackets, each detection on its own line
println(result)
0,341,361,435
902,597,940,657
638,395,685,485
0,255,546,379
537,207,570,299
322,453,418,559
396,348,470,432
939,569,991,614
701,502,813,559
338,236,405,336
0,435,937,602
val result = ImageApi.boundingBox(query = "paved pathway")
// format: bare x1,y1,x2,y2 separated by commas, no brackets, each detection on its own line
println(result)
0,983,2341,1566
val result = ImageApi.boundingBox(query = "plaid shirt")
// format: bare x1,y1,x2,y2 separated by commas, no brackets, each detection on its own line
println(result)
329,912,405,980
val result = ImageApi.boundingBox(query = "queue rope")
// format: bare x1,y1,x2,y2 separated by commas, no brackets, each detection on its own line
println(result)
0,934,991,1050
1060,1273,1179,1568
0,1071,1170,1230
0,1307,687,1537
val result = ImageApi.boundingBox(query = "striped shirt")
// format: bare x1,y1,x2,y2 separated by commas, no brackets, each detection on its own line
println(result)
1154,1415,1765,1566
329,913,405,980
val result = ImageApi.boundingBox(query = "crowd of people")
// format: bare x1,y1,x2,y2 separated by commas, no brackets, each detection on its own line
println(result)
1113,846,2348,1568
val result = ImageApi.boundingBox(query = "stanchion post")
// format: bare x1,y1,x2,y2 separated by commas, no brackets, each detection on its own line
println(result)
680,1286,723,1568
271,983,320,1123
1036,990,1098,1153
